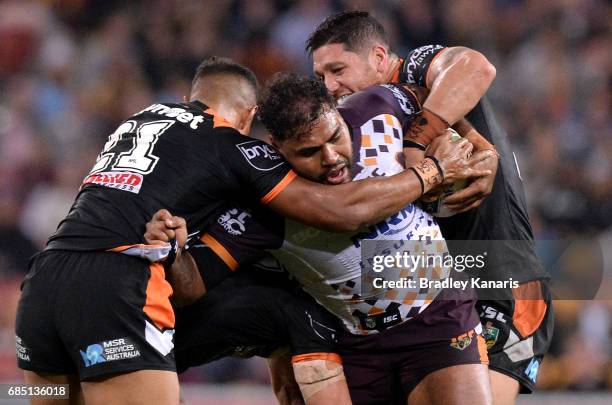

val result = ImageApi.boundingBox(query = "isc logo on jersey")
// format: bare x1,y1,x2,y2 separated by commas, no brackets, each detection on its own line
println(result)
236,140,285,171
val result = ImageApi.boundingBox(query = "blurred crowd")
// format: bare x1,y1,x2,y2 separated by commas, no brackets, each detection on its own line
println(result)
0,0,609,392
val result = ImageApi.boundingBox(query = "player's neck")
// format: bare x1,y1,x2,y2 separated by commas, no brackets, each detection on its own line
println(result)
384,54,402,83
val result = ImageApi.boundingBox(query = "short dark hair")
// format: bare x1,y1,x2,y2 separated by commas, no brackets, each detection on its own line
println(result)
305,11,388,55
192,56,258,91
258,72,336,142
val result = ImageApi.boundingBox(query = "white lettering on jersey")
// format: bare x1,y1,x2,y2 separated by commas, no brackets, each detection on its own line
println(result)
139,104,205,129
236,140,285,171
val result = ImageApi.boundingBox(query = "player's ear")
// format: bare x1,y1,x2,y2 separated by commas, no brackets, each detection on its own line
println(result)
236,105,258,136
371,44,388,73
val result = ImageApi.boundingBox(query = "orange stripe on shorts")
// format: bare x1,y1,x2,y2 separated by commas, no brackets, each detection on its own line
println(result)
512,280,547,338
477,335,489,365
144,263,175,330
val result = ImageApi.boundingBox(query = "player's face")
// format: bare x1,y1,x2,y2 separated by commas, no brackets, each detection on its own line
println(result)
274,109,353,185
313,43,380,102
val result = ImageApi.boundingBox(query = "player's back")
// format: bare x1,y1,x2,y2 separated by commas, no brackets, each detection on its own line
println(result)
47,101,289,257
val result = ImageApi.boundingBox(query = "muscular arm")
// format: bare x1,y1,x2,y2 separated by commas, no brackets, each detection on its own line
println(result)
268,169,427,232
423,46,496,125
269,136,490,232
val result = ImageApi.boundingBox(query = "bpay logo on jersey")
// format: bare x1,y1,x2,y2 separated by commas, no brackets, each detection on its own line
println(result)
236,140,285,171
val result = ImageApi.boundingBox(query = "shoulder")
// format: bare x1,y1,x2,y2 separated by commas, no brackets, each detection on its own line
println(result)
338,84,420,128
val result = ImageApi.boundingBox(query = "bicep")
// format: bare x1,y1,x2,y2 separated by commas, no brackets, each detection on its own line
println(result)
425,46,466,88
265,176,345,231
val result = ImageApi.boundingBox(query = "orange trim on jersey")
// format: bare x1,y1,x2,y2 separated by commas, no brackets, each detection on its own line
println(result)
260,170,298,204
424,47,449,89
107,243,164,252
368,307,385,316
200,233,239,271
512,281,547,338
292,352,342,365
477,335,489,364
144,263,175,330
203,108,235,129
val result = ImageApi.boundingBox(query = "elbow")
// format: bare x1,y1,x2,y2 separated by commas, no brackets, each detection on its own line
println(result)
475,52,496,85
322,207,366,232
482,58,496,84
339,205,372,232
463,49,496,87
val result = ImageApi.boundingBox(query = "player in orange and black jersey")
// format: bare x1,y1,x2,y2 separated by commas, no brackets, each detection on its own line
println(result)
15,57,460,405
308,11,553,404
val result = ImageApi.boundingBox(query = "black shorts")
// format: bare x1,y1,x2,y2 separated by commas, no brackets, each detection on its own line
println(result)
478,279,554,393
338,295,487,405
15,250,176,380
174,268,340,373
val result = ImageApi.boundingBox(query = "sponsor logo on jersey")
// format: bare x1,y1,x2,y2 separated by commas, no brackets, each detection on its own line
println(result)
524,358,540,383
403,45,444,84
483,321,500,349
218,208,252,236
381,84,417,116
15,335,30,362
80,337,140,367
450,329,475,350
139,104,205,129
82,171,143,193
236,140,285,171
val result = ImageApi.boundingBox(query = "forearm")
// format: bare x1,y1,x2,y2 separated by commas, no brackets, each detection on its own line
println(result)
453,119,496,152
424,48,496,125
270,161,440,232
166,252,206,307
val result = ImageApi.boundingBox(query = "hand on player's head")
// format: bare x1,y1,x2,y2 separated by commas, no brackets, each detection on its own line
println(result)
144,209,188,249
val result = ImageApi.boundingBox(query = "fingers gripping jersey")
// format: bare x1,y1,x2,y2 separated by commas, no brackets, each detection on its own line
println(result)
271,85,450,335
46,101,295,255
399,45,548,283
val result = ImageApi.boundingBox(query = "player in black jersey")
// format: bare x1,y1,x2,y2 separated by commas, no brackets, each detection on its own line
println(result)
307,11,553,404
15,56,486,405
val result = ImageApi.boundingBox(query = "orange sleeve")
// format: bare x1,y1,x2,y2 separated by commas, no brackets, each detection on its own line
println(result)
260,170,298,204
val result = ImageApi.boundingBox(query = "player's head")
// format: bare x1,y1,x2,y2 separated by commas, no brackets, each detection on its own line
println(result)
307,11,394,101
259,72,352,185
190,56,259,135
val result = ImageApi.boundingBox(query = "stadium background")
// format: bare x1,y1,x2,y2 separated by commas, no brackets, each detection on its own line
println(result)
0,0,609,403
